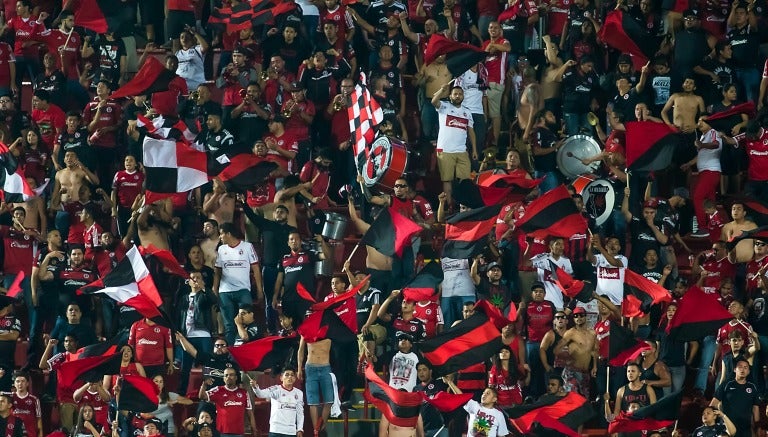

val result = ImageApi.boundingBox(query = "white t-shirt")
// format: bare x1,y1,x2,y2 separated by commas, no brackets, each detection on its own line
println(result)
185,290,212,338
455,69,484,114
296,0,319,15
215,240,259,293
252,385,304,435
389,351,419,391
593,253,628,305
176,45,206,90
436,101,473,153
465,399,510,437
531,253,573,309
440,257,476,297
697,128,722,172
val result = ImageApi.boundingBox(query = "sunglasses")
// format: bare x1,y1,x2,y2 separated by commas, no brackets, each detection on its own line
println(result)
756,242,766,247
573,314,586,318
394,184,408,188
554,315,566,319
214,344,227,348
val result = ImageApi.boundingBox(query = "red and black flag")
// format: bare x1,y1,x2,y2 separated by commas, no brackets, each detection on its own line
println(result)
706,102,756,132
59,353,122,387
420,391,473,412
726,225,768,251
252,1,299,26
608,390,682,434
308,276,371,335
137,244,190,280
297,283,361,343
424,34,488,77
79,246,163,319
63,0,111,33
478,173,541,202
361,207,422,257
515,185,588,239
5,272,23,298
737,198,768,227
623,269,672,315
442,204,502,259
216,153,279,193
72,335,126,360
403,262,443,302
507,392,594,436
547,260,594,303
609,322,651,366
2,164,46,203
667,286,733,342
228,335,300,371
118,375,160,413
597,10,657,70
453,179,513,209
418,300,509,376
110,57,178,101
364,365,422,427
208,0,263,33
625,121,679,171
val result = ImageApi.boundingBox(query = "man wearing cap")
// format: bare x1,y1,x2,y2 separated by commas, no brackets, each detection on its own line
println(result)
670,9,717,79
520,282,556,397
264,115,299,176
711,356,760,437
378,289,427,346
472,260,513,313
611,64,650,123
621,186,671,270
280,81,315,169
555,57,600,135
389,332,419,392
555,305,597,400
216,47,258,122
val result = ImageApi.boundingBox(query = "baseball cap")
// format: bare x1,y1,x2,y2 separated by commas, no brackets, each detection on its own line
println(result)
683,8,699,18
396,331,414,342
531,281,545,291
288,81,304,91
617,54,632,65
643,199,659,209
572,307,587,315
487,262,502,271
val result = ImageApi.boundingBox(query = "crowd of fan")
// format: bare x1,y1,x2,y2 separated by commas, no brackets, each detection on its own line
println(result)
0,0,768,436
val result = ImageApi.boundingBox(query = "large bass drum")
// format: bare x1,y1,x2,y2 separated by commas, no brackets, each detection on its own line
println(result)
363,136,409,191
572,174,616,227
557,135,601,179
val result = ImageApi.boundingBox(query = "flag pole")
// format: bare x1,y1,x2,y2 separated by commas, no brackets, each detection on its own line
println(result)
606,368,610,395
342,242,361,273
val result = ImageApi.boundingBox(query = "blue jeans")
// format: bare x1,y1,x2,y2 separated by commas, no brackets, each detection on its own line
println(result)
304,363,334,405
534,171,561,193
668,365,685,396
219,289,252,345
471,112,487,164
735,67,760,104
179,336,212,395
526,341,545,397
262,265,280,333
441,295,476,329
419,90,439,141
563,112,590,136
695,335,716,392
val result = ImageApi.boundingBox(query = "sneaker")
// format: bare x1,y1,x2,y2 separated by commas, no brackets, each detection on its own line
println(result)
341,401,357,411
690,230,710,238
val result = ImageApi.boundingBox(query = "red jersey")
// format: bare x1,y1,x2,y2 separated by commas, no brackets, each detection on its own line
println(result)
0,42,14,87
246,180,277,207
22,147,47,184
128,320,172,367
112,170,145,208
481,38,510,84
595,318,612,359
78,389,110,431
92,244,127,278
413,301,443,338
746,256,768,298
700,256,736,295
282,99,315,141
391,196,416,220
31,104,66,147
706,209,727,243
320,6,354,40
64,202,85,244
523,300,556,342
48,352,76,402
412,195,435,222
487,366,523,407
744,128,768,181
37,29,81,79
12,392,40,437
82,99,122,148
263,72,296,110
546,0,572,36
299,161,331,200
716,319,753,355
206,386,252,435
5,15,44,57
167,0,196,11
0,226,36,276
264,131,299,173
83,222,103,260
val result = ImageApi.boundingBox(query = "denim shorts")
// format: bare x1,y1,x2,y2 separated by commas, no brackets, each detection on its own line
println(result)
305,363,334,405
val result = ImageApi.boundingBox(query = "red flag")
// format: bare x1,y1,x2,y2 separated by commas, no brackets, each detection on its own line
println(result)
608,391,682,433
58,353,122,387
64,0,109,33
361,208,422,257
118,375,160,412
546,260,594,303
625,121,679,171
310,276,371,335
138,245,190,279
497,2,522,22
420,391,473,412
364,365,422,427
453,179,513,209
443,204,502,259
5,272,23,298
609,322,651,366
217,154,279,192
507,392,594,435
423,34,487,76
666,286,733,342
598,10,651,70
515,185,588,238
110,57,178,100
623,269,671,315
228,335,299,371
402,262,443,302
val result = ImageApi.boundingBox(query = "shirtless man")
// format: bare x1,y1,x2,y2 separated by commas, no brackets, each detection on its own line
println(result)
555,307,598,400
51,151,99,211
540,35,563,115
347,195,392,292
202,179,236,225
134,199,174,250
414,53,452,143
9,178,46,233
257,176,305,229
297,335,333,434
539,310,569,375
724,202,758,263
661,76,705,134
199,219,219,268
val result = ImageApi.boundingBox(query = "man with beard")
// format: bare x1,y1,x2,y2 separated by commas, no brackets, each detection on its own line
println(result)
179,84,222,136
612,363,656,419
230,81,272,146
274,232,329,320
243,205,295,335
0,94,29,141
39,246,97,322
431,84,476,206
298,149,336,209
530,109,562,193
199,219,219,268
555,307,597,400
134,200,174,251
177,334,240,388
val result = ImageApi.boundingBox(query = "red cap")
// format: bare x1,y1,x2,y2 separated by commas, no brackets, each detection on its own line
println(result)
572,306,587,315
643,199,659,209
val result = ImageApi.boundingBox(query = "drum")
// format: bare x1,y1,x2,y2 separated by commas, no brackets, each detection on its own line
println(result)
556,134,601,179
572,174,616,227
322,212,348,240
363,135,409,191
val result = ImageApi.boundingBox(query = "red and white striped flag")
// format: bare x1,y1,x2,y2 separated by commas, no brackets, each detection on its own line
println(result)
347,73,384,170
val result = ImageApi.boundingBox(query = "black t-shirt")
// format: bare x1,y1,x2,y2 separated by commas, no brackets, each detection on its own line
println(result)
628,217,667,269
355,287,382,328
57,127,95,170
476,278,514,310
727,24,762,68
413,379,448,431
674,28,712,71
691,423,729,437
243,209,295,266
714,379,759,431
697,57,736,104
196,351,240,387
561,68,600,114
612,88,644,123
95,37,127,83
0,315,20,366
532,126,558,172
